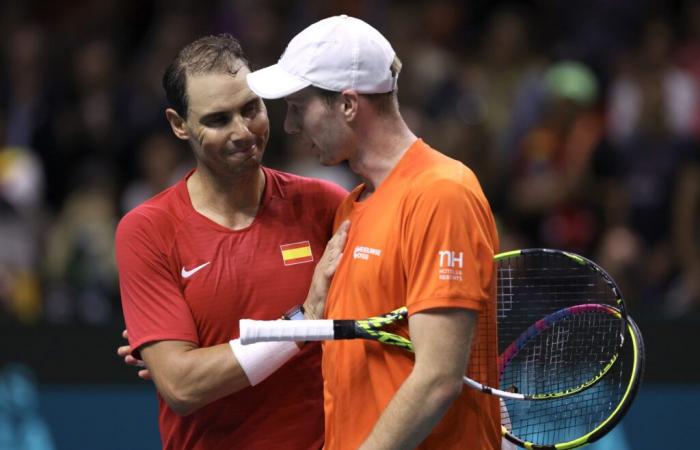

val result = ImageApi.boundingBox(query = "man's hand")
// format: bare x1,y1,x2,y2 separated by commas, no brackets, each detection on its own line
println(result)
117,329,151,380
303,220,350,319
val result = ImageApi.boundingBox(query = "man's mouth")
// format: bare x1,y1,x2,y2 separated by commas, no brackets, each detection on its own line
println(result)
232,143,257,155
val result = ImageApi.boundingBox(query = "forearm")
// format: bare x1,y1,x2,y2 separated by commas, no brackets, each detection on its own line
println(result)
359,369,463,450
302,279,326,320
144,342,250,416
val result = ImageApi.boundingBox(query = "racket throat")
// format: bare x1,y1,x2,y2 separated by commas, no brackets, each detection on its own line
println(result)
333,320,357,339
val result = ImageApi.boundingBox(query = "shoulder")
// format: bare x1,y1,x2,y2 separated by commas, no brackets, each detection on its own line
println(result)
399,141,483,193
400,148,497,238
409,151,487,206
116,183,187,246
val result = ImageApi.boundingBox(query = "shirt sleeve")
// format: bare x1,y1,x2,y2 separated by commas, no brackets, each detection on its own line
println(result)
115,209,198,357
402,178,498,315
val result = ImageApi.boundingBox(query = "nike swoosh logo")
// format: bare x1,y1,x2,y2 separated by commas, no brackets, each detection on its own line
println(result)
181,262,211,278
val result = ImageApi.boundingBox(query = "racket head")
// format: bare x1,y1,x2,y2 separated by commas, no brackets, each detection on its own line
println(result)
500,313,645,449
494,249,628,399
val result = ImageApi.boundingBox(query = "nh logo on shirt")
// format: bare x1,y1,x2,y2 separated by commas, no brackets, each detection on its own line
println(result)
438,250,463,268
438,250,464,281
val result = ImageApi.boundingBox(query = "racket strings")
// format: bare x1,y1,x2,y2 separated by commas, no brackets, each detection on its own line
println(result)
501,311,621,395
498,265,515,319
501,324,636,446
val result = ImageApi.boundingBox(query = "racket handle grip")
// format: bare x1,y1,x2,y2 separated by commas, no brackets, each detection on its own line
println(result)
240,319,335,344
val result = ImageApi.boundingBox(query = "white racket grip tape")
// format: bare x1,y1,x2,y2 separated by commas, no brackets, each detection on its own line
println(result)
239,319,335,344
229,338,299,386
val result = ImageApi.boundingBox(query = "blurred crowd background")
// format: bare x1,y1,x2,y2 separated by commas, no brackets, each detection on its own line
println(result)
2,0,700,329
2,0,700,325
0,0,699,448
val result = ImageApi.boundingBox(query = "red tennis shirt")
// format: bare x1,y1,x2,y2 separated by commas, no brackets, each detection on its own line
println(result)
116,167,346,450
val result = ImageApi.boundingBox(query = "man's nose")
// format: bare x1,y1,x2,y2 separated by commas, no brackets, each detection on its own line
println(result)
284,106,299,135
229,115,255,144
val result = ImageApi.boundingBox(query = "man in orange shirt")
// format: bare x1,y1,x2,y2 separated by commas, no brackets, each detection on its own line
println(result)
248,15,501,450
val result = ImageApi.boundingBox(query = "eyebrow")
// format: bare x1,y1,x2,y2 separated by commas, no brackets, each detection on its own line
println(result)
199,110,229,121
197,96,260,119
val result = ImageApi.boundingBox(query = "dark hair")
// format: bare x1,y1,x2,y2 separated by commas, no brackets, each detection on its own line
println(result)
162,34,250,118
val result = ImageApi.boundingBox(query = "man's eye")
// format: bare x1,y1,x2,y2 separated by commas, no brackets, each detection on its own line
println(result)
243,101,261,117
205,116,229,127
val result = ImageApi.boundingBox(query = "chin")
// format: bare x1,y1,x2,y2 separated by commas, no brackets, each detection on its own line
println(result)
228,154,262,174
319,153,343,167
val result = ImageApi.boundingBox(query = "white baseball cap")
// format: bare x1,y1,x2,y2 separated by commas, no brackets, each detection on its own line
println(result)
247,15,397,99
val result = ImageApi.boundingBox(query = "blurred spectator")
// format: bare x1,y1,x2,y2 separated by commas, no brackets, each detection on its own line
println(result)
213,0,284,64
597,18,697,310
2,23,48,149
506,61,603,252
674,0,700,139
120,132,190,213
543,0,646,71
0,108,44,325
667,145,700,317
122,11,201,141
43,163,118,325
41,37,124,209
457,6,544,205
475,6,540,155
608,19,697,142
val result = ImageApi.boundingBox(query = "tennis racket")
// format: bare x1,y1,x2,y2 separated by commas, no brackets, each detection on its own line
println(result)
240,248,645,449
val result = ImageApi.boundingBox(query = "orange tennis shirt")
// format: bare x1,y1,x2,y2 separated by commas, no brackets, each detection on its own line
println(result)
323,139,500,450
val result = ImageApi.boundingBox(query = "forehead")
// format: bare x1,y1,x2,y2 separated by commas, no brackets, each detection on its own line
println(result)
185,68,256,115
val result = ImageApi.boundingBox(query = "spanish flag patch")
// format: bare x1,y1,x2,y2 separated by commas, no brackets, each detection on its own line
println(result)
280,241,314,266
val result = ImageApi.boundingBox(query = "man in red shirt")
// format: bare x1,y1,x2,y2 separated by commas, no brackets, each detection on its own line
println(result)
116,34,347,450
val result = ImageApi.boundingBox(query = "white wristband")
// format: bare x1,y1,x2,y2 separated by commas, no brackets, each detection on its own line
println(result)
229,338,300,386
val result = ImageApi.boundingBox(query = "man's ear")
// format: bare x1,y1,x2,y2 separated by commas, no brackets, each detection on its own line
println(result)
340,90,359,122
165,108,190,141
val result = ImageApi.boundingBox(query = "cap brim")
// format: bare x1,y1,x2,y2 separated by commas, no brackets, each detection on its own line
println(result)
246,64,311,99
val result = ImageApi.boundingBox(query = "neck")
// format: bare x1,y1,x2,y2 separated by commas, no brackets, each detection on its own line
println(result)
350,115,416,197
187,166,266,230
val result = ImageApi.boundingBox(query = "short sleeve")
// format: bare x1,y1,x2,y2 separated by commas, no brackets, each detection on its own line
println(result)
115,210,198,357
402,178,498,315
